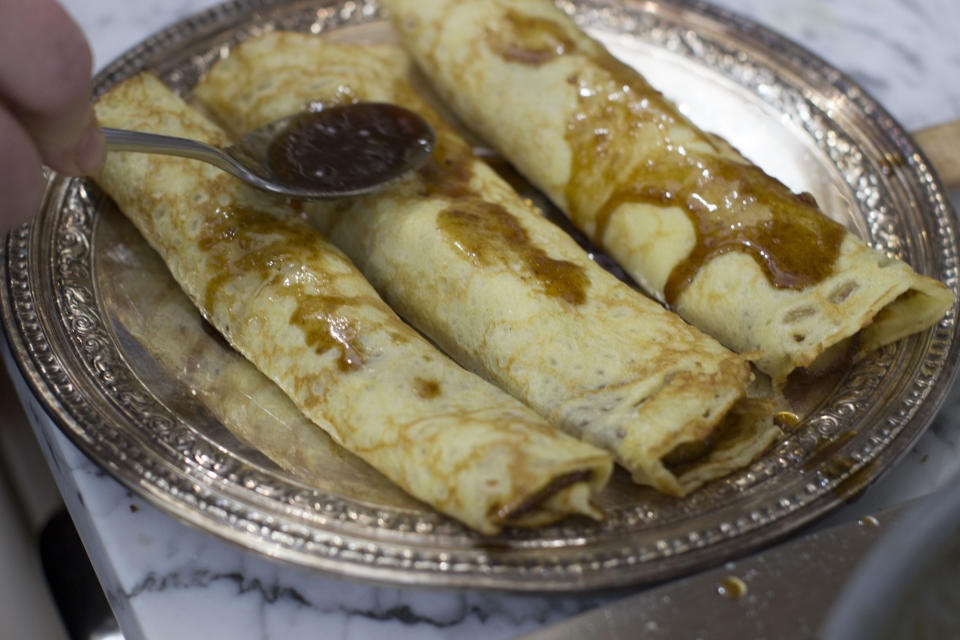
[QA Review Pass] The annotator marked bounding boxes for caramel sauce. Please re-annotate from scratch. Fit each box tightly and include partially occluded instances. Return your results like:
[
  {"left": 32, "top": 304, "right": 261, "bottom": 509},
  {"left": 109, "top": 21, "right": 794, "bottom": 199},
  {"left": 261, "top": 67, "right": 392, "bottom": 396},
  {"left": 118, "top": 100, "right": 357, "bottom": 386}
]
[
  {"left": 290, "top": 295, "right": 365, "bottom": 372},
  {"left": 716, "top": 575, "right": 748, "bottom": 599},
  {"left": 437, "top": 202, "right": 589, "bottom": 305},
  {"left": 486, "top": 10, "right": 576, "bottom": 65},
  {"left": 267, "top": 103, "right": 434, "bottom": 193},
  {"left": 773, "top": 410, "right": 801, "bottom": 431},
  {"left": 858, "top": 514, "right": 880, "bottom": 527},
  {"left": 489, "top": 10, "right": 846, "bottom": 308},
  {"left": 413, "top": 377, "right": 441, "bottom": 399},
  {"left": 197, "top": 206, "right": 366, "bottom": 372},
  {"left": 418, "top": 127, "right": 475, "bottom": 198},
  {"left": 421, "top": 127, "right": 589, "bottom": 305},
  {"left": 594, "top": 155, "right": 846, "bottom": 307}
]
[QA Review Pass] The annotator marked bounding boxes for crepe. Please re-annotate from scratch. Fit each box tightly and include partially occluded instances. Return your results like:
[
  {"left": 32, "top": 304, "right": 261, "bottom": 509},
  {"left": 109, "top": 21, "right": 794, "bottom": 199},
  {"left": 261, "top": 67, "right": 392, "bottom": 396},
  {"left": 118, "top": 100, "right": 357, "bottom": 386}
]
[
  {"left": 194, "top": 31, "right": 780, "bottom": 496},
  {"left": 100, "top": 212, "right": 419, "bottom": 507},
  {"left": 382, "top": 0, "right": 955, "bottom": 384},
  {"left": 93, "top": 72, "right": 613, "bottom": 535}
]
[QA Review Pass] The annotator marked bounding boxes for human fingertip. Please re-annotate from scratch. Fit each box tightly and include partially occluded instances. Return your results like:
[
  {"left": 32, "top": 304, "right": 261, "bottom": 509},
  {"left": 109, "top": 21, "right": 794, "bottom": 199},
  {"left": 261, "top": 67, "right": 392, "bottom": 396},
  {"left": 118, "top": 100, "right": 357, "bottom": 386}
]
[
  {"left": 2, "top": 163, "right": 45, "bottom": 235},
  {"left": 0, "top": 105, "right": 45, "bottom": 233},
  {"left": 75, "top": 121, "right": 105, "bottom": 175}
]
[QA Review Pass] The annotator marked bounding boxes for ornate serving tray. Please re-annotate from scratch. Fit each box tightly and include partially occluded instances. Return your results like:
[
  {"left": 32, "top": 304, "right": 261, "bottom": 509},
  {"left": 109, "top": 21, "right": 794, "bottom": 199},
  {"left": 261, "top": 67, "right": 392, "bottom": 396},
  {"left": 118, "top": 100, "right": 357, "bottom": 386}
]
[{"left": 2, "top": 0, "right": 958, "bottom": 590}]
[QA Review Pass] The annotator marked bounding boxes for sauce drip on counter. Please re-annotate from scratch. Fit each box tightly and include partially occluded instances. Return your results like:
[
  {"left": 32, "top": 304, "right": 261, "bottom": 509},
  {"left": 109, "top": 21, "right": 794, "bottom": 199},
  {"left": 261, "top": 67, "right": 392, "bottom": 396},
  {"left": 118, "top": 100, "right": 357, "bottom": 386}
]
[
  {"left": 489, "top": 10, "right": 845, "bottom": 307},
  {"left": 267, "top": 103, "right": 434, "bottom": 193},
  {"left": 421, "top": 128, "right": 589, "bottom": 305},
  {"left": 716, "top": 576, "right": 748, "bottom": 599}
]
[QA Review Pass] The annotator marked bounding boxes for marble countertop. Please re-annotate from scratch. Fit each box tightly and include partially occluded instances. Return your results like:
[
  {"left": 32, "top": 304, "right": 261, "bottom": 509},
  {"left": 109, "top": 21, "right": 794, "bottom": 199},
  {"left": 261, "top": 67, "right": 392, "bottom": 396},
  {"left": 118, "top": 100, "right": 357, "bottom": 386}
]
[{"left": 6, "top": 0, "right": 960, "bottom": 638}]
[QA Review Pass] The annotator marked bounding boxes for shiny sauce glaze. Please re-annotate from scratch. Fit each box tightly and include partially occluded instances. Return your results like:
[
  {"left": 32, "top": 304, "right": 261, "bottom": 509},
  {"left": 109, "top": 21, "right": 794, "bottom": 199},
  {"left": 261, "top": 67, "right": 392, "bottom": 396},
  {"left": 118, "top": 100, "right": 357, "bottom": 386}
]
[
  {"left": 198, "top": 205, "right": 368, "bottom": 372},
  {"left": 290, "top": 294, "right": 365, "bottom": 372},
  {"left": 490, "top": 10, "right": 846, "bottom": 308},
  {"left": 420, "top": 126, "right": 589, "bottom": 305},
  {"left": 486, "top": 9, "right": 575, "bottom": 65},
  {"left": 267, "top": 103, "right": 433, "bottom": 193}
]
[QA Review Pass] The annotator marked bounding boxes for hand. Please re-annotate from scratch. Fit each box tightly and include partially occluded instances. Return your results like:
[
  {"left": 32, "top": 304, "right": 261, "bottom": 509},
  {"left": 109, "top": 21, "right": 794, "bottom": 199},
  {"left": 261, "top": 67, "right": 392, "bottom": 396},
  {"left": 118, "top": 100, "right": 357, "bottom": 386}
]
[{"left": 0, "top": 0, "right": 104, "bottom": 234}]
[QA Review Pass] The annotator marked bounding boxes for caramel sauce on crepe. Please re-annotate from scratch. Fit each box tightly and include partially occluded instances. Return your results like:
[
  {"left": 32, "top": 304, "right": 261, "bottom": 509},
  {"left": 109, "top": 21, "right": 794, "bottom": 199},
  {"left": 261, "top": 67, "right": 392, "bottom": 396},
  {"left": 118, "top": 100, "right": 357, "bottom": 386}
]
[
  {"left": 491, "top": 10, "right": 846, "bottom": 308},
  {"left": 198, "top": 205, "right": 375, "bottom": 373},
  {"left": 423, "top": 126, "right": 590, "bottom": 305}
]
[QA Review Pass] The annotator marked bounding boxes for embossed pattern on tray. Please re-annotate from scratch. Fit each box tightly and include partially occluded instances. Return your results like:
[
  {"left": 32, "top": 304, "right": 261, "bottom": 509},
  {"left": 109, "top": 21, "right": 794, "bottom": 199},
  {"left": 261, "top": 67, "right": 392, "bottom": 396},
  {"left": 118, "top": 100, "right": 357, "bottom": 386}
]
[{"left": 2, "top": 0, "right": 958, "bottom": 590}]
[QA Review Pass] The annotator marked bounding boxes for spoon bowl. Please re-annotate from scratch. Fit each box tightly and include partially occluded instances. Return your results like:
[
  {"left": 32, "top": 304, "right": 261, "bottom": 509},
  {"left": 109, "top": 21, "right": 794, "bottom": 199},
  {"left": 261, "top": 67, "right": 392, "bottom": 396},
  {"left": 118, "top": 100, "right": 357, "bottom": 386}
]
[{"left": 102, "top": 102, "right": 435, "bottom": 199}]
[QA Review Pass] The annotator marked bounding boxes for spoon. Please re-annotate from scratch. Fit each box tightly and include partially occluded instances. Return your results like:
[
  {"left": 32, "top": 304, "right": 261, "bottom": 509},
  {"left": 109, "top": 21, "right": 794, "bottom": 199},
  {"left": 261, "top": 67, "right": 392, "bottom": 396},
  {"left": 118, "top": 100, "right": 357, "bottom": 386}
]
[{"left": 102, "top": 102, "right": 436, "bottom": 198}]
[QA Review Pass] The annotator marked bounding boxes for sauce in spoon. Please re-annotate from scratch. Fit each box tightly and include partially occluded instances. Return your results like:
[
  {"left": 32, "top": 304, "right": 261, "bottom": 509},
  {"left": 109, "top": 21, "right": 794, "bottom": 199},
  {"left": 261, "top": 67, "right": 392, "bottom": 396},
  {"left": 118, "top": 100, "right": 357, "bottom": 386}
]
[{"left": 267, "top": 103, "right": 435, "bottom": 194}]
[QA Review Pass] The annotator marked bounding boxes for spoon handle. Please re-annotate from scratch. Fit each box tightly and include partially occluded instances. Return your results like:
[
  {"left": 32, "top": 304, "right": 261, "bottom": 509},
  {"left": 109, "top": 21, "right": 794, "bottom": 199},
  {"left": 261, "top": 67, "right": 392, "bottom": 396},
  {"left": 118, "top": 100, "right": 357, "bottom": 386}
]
[{"left": 101, "top": 127, "right": 260, "bottom": 184}]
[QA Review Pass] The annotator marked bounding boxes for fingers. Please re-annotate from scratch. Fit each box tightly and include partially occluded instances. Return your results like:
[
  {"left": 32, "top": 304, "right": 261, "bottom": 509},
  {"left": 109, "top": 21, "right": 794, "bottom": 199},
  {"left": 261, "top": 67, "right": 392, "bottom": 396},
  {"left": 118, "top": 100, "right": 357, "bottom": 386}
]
[
  {"left": 0, "top": 106, "right": 45, "bottom": 230},
  {"left": 0, "top": 0, "right": 104, "bottom": 176},
  {"left": 0, "top": 0, "right": 102, "bottom": 232}
]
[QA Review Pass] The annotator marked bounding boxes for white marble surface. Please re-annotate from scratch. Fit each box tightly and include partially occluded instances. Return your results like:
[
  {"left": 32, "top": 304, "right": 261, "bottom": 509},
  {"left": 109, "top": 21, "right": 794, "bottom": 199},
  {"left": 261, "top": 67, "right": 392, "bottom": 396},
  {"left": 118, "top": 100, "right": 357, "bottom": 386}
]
[{"left": 6, "top": 0, "right": 960, "bottom": 638}]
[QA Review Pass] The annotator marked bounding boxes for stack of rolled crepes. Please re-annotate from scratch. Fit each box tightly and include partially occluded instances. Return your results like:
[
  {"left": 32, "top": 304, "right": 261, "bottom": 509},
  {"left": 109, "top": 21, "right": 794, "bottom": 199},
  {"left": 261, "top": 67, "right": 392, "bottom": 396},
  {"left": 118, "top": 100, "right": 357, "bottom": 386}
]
[
  {"left": 93, "top": 73, "right": 613, "bottom": 535},
  {"left": 380, "top": 0, "right": 954, "bottom": 385},
  {"left": 193, "top": 31, "right": 780, "bottom": 499},
  {"left": 98, "top": 0, "right": 952, "bottom": 531}
]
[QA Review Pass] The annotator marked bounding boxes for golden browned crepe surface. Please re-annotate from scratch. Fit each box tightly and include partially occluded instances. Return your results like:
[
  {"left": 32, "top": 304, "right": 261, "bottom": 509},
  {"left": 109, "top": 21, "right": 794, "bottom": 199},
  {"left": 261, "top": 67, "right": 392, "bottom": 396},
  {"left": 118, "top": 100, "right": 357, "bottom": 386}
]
[
  {"left": 194, "top": 32, "right": 781, "bottom": 497},
  {"left": 94, "top": 72, "right": 613, "bottom": 534},
  {"left": 383, "top": 0, "right": 955, "bottom": 384}
]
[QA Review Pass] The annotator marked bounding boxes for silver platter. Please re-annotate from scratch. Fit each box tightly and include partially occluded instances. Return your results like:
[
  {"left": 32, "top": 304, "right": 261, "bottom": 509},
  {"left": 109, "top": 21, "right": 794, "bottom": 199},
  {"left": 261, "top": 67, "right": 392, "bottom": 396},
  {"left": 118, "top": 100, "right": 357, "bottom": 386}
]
[{"left": 2, "top": 0, "right": 958, "bottom": 591}]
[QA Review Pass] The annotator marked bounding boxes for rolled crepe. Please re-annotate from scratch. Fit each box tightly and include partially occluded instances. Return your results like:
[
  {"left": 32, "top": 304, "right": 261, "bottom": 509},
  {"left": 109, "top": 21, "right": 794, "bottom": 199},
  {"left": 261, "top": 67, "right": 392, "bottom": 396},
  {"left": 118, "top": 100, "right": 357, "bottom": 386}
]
[
  {"left": 194, "top": 32, "right": 780, "bottom": 496},
  {"left": 383, "top": 0, "right": 955, "bottom": 384},
  {"left": 93, "top": 72, "right": 612, "bottom": 535},
  {"left": 100, "top": 214, "right": 418, "bottom": 507}
]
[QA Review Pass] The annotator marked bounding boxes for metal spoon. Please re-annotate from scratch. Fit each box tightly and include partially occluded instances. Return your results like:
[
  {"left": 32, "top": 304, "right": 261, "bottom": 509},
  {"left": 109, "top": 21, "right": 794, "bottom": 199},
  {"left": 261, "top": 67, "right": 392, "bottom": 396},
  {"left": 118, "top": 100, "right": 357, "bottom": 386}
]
[{"left": 102, "top": 102, "right": 435, "bottom": 199}]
